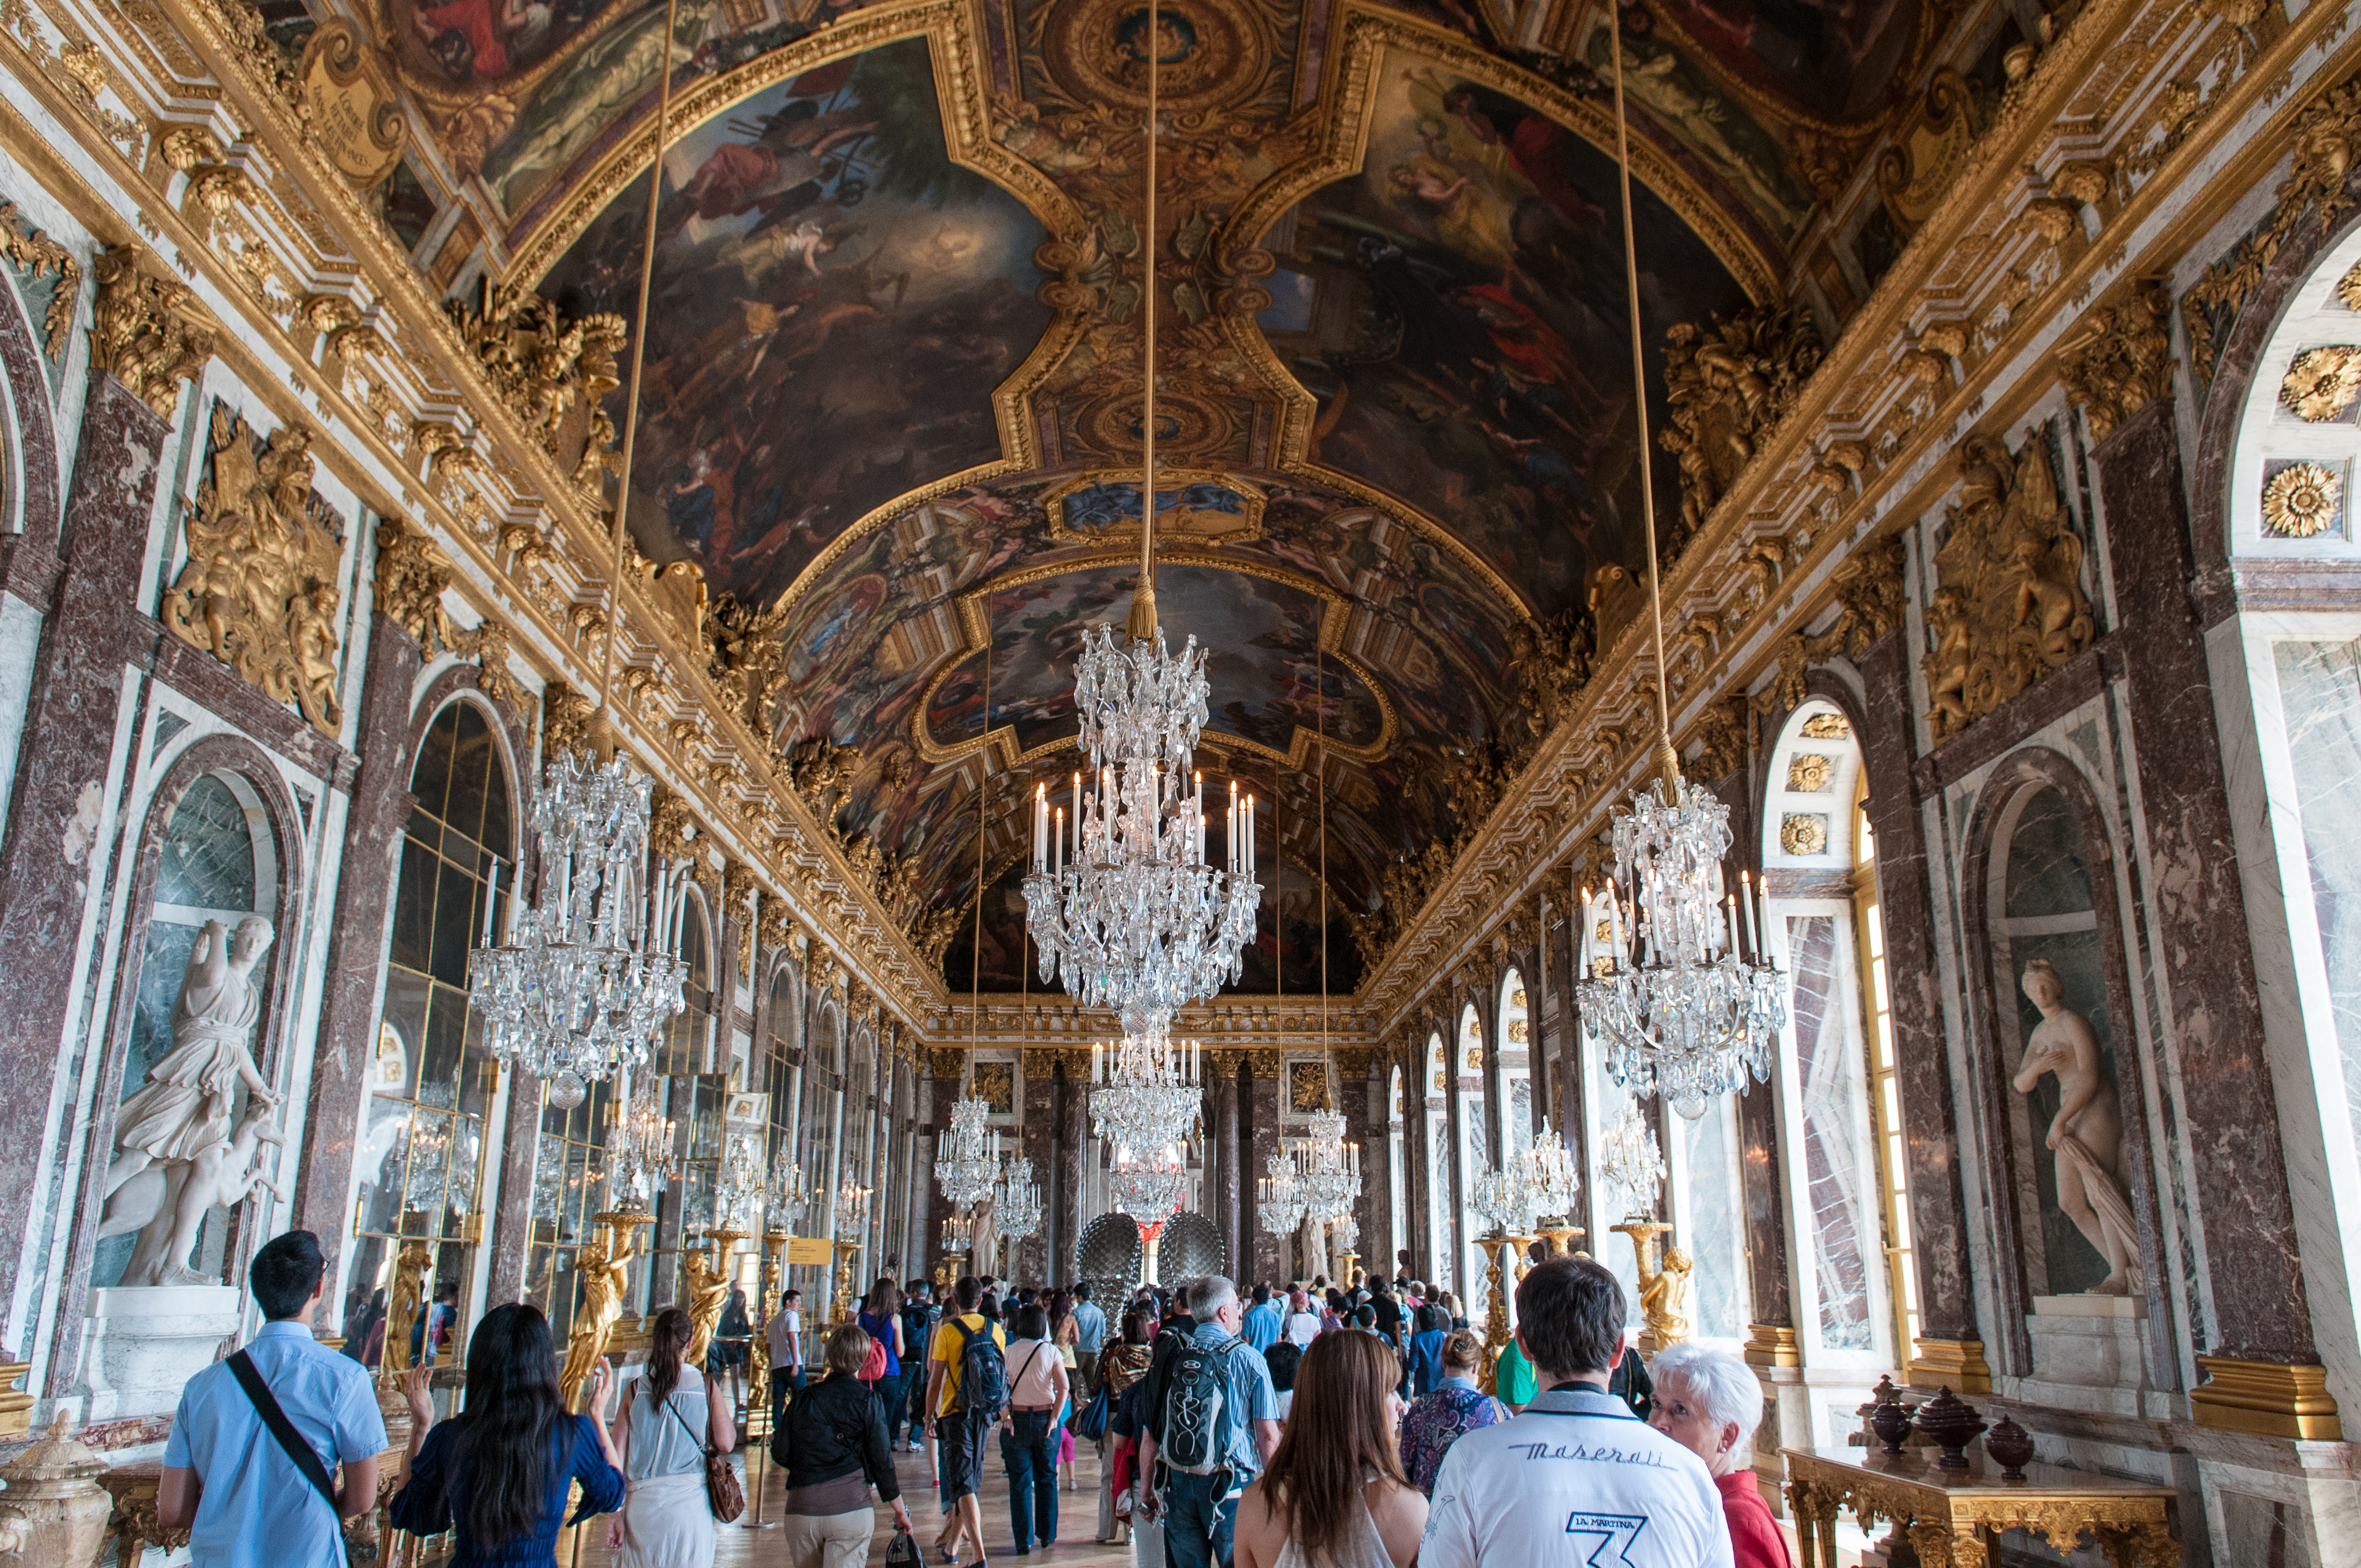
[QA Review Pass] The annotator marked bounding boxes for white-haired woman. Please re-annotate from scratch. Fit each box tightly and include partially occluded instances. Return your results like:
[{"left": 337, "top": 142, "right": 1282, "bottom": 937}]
[{"left": 1646, "top": 1343, "right": 1792, "bottom": 1568}]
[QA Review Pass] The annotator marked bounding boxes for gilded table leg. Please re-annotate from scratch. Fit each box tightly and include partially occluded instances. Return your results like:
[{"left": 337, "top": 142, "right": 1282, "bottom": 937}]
[
  {"left": 1907, "top": 1521, "right": 1960, "bottom": 1568},
  {"left": 1785, "top": 1479, "right": 1834, "bottom": 1568}
]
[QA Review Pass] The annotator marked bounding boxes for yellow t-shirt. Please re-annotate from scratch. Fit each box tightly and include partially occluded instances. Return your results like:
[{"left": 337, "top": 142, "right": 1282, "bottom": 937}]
[{"left": 929, "top": 1313, "right": 1007, "bottom": 1415}]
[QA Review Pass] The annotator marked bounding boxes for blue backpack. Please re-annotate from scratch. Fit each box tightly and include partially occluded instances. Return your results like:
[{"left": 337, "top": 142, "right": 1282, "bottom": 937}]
[{"left": 949, "top": 1317, "right": 1006, "bottom": 1420}]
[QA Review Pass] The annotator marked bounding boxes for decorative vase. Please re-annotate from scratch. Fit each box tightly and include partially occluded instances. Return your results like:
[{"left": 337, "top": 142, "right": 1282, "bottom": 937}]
[
  {"left": 1913, "top": 1387, "right": 1988, "bottom": 1470},
  {"left": 1869, "top": 1388, "right": 1914, "bottom": 1457},
  {"left": 1984, "top": 1415, "right": 2036, "bottom": 1481},
  {"left": 0, "top": 1413, "right": 116, "bottom": 1567}
]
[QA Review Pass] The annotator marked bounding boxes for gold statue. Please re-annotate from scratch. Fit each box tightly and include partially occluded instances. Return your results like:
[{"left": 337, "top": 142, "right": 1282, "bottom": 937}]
[
  {"left": 1639, "top": 1245, "right": 1694, "bottom": 1350},
  {"left": 682, "top": 1247, "right": 730, "bottom": 1366},
  {"left": 560, "top": 1228, "right": 635, "bottom": 1409},
  {"left": 377, "top": 1240, "right": 435, "bottom": 1386}
]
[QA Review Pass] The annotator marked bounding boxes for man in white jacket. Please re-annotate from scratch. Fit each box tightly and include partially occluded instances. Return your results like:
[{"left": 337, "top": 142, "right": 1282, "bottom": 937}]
[{"left": 1420, "top": 1256, "right": 1734, "bottom": 1568}]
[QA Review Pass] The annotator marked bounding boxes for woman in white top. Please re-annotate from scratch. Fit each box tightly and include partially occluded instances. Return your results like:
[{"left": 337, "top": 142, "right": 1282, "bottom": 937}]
[
  {"left": 1234, "top": 1331, "right": 1425, "bottom": 1568},
  {"left": 1281, "top": 1289, "right": 1321, "bottom": 1348},
  {"left": 607, "top": 1306, "right": 735, "bottom": 1567},
  {"left": 998, "top": 1302, "right": 1072, "bottom": 1556}
]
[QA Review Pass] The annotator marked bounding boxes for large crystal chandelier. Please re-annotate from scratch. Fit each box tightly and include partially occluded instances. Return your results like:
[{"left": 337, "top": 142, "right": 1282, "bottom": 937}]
[
  {"left": 1286, "top": 1107, "right": 1359, "bottom": 1224},
  {"left": 712, "top": 1126, "right": 764, "bottom": 1233},
  {"left": 1090, "top": 1026, "right": 1203, "bottom": 1154},
  {"left": 1599, "top": 1104, "right": 1667, "bottom": 1221},
  {"left": 470, "top": 749, "right": 689, "bottom": 1110},
  {"left": 1109, "top": 1143, "right": 1188, "bottom": 1224},
  {"left": 994, "top": 1156, "right": 1042, "bottom": 1242},
  {"left": 1571, "top": 20, "right": 1786, "bottom": 1121},
  {"left": 934, "top": 1097, "right": 1001, "bottom": 1209},
  {"left": 767, "top": 1164, "right": 808, "bottom": 1232},
  {"left": 1518, "top": 1120, "right": 1582, "bottom": 1223},
  {"left": 1019, "top": 0, "right": 1257, "bottom": 1040}
]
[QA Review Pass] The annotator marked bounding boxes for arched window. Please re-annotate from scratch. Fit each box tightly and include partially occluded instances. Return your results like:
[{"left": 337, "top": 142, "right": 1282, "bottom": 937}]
[
  {"left": 1424, "top": 1034, "right": 1449, "bottom": 1289},
  {"left": 1498, "top": 970, "right": 1530, "bottom": 1154},
  {"left": 761, "top": 964, "right": 802, "bottom": 1234},
  {"left": 98, "top": 770, "right": 280, "bottom": 1291},
  {"left": 1455, "top": 1003, "right": 1485, "bottom": 1296},
  {"left": 1763, "top": 699, "right": 1894, "bottom": 1362}
]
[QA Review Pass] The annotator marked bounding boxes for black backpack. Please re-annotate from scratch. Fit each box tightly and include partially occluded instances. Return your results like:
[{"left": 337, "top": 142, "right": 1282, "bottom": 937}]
[
  {"left": 949, "top": 1317, "right": 1007, "bottom": 1420},
  {"left": 1158, "top": 1334, "right": 1240, "bottom": 1474}
]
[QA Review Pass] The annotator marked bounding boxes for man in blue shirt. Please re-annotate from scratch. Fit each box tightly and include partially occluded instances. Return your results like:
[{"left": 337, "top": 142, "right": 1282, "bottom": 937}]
[
  {"left": 1069, "top": 1280, "right": 1108, "bottom": 1394},
  {"left": 1135, "top": 1275, "right": 1279, "bottom": 1568},
  {"left": 1239, "top": 1282, "right": 1283, "bottom": 1352},
  {"left": 158, "top": 1230, "right": 387, "bottom": 1567}
]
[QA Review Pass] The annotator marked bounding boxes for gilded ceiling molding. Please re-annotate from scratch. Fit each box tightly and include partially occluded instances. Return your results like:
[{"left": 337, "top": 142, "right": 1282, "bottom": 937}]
[
  {"left": 0, "top": 199, "right": 78, "bottom": 361},
  {"left": 89, "top": 243, "right": 216, "bottom": 416},
  {"left": 911, "top": 551, "right": 1399, "bottom": 769},
  {"left": 2056, "top": 277, "right": 2176, "bottom": 442}
]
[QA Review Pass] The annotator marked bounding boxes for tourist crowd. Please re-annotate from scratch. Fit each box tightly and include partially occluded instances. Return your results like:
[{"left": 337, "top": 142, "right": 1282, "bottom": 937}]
[{"left": 155, "top": 1231, "right": 1791, "bottom": 1568}]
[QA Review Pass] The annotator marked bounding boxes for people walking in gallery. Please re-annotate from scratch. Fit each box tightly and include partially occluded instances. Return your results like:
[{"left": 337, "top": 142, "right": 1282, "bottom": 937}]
[
  {"left": 1094, "top": 1307, "right": 1154, "bottom": 1545},
  {"left": 769, "top": 1286, "right": 807, "bottom": 1433},
  {"left": 1416, "top": 1258, "right": 1732, "bottom": 1567},
  {"left": 156, "top": 1231, "right": 386, "bottom": 1566},
  {"left": 859, "top": 1280, "right": 909, "bottom": 1427},
  {"left": 772, "top": 1322, "right": 916, "bottom": 1568},
  {"left": 387, "top": 1302, "right": 628, "bottom": 1567},
  {"left": 1233, "top": 1330, "right": 1427, "bottom": 1568},
  {"left": 925, "top": 1274, "right": 1007, "bottom": 1567},
  {"left": 607, "top": 1306, "right": 734, "bottom": 1568},
  {"left": 999, "top": 1301, "right": 1073, "bottom": 1555},
  {"left": 1134, "top": 1275, "right": 1281, "bottom": 1568},
  {"left": 1396, "top": 1329, "right": 1505, "bottom": 1495},
  {"left": 1648, "top": 1342, "right": 1795, "bottom": 1568}
]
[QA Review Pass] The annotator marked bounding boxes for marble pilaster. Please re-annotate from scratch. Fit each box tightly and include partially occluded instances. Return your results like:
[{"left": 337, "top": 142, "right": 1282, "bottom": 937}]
[
  {"left": 0, "top": 373, "right": 174, "bottom": 1350},
  {"left": 1855, "top": 628, "right": 1980, "bottom": 1351},
  {"left": 1249, "top": 1070, "right": 1280, "bottom": 1290},
  {"left": 1056, "top": 1065, "right": 1084, "bottom": 1285},
  {"left": 1207, "top": 1072, "right": 1240, "bottom": 1283},
  {"left": 1014, "top": 1069, "right": 1053, "bottom": 1287},
  {"left": 290, "top": 610, "right": 423, "bottom": 1327},
  {"left": 2095, "top": 399, "right": 2316, "bottom": 1364}
]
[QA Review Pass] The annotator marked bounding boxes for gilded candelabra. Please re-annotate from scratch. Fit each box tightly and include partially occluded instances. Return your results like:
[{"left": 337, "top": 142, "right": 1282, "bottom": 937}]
[
  {"left": 1612, "top": 1218, "right": 1693, "bottom": 1352},
  {"left": 561, "top": 1210, "right": 651, "bottom": 1410},
  {"left": 687, "top": 1227, "right": 746, "bottom": 1366}
]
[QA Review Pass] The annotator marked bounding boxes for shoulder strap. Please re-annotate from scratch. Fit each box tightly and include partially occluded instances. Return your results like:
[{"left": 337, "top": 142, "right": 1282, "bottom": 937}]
[
  {"left": 224, "top": 1350, "right": 340, "bottom": 1516},
  {"left": 662, "top": 1381, "right": 714, "bottom": 1454}
]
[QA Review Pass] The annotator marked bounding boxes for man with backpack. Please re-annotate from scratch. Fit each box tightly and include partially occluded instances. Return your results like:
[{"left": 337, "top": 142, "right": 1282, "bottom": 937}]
[
  {"left": 924, "top": 1275, "right": 1006, "bottom": 1567},
  {"left": 1133, "top": 1275, "right": 1278, "bottom": 1568}
]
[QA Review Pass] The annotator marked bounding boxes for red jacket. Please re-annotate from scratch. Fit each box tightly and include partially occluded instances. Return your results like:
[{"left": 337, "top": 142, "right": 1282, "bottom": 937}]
[{"left": 1717, "top": 1470, "right": 1797, "bottom": 1568}]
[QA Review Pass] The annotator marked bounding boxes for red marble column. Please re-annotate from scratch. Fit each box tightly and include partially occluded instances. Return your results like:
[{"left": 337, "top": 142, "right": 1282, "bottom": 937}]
[
  {"left": 1054, "top": 1063, "right": 1084, "bottom": 1285},
  {"left": 1015, "top": 1068, "right": 1054, "bottom": 1286},
  {"left": 2095, "top": 399, "right": 2316, "bottom": 1364},
  {"left": 1206, "top": 1070, "right": 1240, "bottom": 1280},
  {"left": 0, "top": 373, "right": 176, "bottom": 1351},
  {"left": 290, "top": 609, "right": 424, "bottom": 1328},
  {"left": 1248, "top": 1069, "right": 1281, "bottom": 1290},
  {"left": 1855, "top": 628, "right": 1981, "bottom": 1349}
]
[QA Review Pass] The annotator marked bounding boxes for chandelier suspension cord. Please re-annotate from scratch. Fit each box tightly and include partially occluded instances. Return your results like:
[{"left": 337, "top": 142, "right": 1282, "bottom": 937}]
[
  {"left": 1606, "top": 6, "right": 1674, "bottom": 772},
  {"left": 1318, "top": 640, "right": 1330, "bottom": 1104},
  {"left": 967, "top": 607, "right": 994, "bottom": 1097},
  {"left": 1128, "top": 4, "right": 1161, "bottom": 641},
  {"left": 596, "top": 0, "right": 682, "bottom": 713}
]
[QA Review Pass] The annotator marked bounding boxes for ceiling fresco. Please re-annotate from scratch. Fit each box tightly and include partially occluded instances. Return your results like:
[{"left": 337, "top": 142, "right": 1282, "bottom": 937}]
[{"left": 381, "top": 0, "right": 1935, "bottom": 992}]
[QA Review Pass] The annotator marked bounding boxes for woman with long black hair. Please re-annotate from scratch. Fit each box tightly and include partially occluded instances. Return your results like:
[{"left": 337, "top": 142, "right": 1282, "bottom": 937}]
[
  {"left": 608, "top": 1305, "right": 734, "bottom": 1567},
  {"left": 389, "top": 1302, "right": 627, "bottom": 1566}
]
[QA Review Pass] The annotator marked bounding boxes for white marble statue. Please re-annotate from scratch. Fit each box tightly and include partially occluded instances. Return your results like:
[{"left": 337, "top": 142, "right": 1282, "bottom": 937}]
[
  {"left": 2011, "top": 958, "right": 2142, "bottom": 1295},
  {"left": 98, "top": 917, "right": 281, "bottom": 1286},
  {"left": 100, "top": 1097, "right": 290, "bottom": 1286}
]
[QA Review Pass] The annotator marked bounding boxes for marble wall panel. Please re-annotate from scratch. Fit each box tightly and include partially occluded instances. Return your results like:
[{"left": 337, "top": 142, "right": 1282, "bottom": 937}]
[
  {"left": 1789, "top": 915, "right": 1876, "bottom": 1350},
  {"left": 2272, "top": 640, "right": 2361, "bottom": 1147}
]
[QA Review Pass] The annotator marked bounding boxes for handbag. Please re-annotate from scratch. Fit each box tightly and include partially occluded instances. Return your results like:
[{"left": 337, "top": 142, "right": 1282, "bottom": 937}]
[
  {"left": 662, "top": 1381, "right": 747, "bottom": 1522},
  {"left": 885, "top": 1526, "right": 923, "bottom": 1567},
  {"left": 1069, "top": 1378, "right": 1111, "bottom": 1442}
]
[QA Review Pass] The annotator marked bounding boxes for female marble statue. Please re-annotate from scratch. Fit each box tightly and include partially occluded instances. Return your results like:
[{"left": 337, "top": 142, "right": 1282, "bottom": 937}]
[
  {"left": 105, "top": 916, "right": 277, "bottom": 1199},
  {"left": 2011, "top": 959, "right": 2142, "bottom": 1295}
]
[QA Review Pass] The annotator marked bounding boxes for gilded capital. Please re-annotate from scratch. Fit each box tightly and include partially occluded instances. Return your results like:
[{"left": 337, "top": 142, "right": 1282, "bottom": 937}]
[
  {"left": 2058, "top": 278, "right": 2175, "bottom": 442},
  {"left": 90, "top": 245, "right": 215, "bottom": 417}
]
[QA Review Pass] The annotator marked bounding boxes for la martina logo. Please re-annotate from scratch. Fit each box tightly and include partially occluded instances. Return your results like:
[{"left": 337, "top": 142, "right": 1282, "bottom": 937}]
[{"left": 1564, "top": 1511, "right": 1648, "bottom": 1566}]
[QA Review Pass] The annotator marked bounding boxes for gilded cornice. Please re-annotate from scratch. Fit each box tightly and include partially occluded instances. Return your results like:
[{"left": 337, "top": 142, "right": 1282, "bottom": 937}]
[{"left": 1353, "top": 0, "right": 2361, "bottom": 1036}]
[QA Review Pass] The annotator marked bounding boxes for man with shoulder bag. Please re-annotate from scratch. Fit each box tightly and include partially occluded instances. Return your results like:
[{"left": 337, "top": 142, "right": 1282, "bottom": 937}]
[
  {"left": 157, "top": 1231, "right": 386, "bottom": 1567},
  {"left": 924, "top": 1275, "right": 1006, "bottom": 1568},
  {"left": 1133, "top": 1275, "right": 1278, "bottom": 1568}
]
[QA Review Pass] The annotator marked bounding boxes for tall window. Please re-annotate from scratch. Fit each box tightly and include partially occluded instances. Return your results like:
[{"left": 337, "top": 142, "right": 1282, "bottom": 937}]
[
  {"left": 761, "top": 966, "right": 802, "bottom": 1238},
  {"left": 354, "top": 702, "right": 509, "bottom": 1363},
  {"left": 1386, "top": 1066, "right": 1407, "bottom": 1275},
  {"left": 100, "top": 771, "right": 277, "bottom": 1291},
  {"left": 1424, "top": 1035, "right": 1449, "bottom": 1289},
  {"left": 1854, "top": 793, "right": 1919, "bottom": 1357},
  {"left": 646, "top": 899, "right": 724, "bottom": 1312},
  {"left": 1456, "top": 1004, "right": 1487, "bottom": 1298}
]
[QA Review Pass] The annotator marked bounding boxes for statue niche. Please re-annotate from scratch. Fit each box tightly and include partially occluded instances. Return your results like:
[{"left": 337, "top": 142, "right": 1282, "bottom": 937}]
[
  {"left": 97, "top": 917, "right": 285, "bottom": 1287},
  {"left": 1921, "top": 427, "right": 2097, "bottom": 743},
  {"left": 2011, "top": 959, "right": 2140, "bottom": 1295}
]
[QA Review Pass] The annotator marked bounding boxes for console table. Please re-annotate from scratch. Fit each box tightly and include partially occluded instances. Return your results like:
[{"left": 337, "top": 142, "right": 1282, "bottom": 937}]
[{"left": 1782, "top": 1446, "right": 2178, "bottom": 1568}]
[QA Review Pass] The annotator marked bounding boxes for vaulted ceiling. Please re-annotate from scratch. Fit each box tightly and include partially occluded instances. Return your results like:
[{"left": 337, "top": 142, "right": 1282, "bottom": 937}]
[{"left": 367, "top": 0, "right": 1946, "bottom": 991}]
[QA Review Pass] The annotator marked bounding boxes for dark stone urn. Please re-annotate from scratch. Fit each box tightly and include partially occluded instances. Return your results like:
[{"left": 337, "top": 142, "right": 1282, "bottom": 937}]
[
  {"left": 1984, "top": 1415, "right": 2036, "bottom": 1481},
  {"left": 1868, "top": 1379, "right": 1914, "bottom": 1458},
  {"left": 1913, "top": 1387, "right": 1988, "bottom": 1470}
]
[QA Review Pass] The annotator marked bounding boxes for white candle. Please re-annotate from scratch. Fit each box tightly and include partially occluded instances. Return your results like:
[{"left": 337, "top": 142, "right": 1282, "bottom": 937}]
[
  {"left": 480, "top": 857, "right": 501, "bottom": 947},
  {"left": 1054, "top": 808, "right": 1064, "bottom": 876},
  {"left": 1757, "top": 875, "right": 1773, "bottom": 962},
  {"left": 1740, "top": 869, "right": 1759, "bottom": 958},
  {"left": 1580, "top": 888, "right": 1593, "bottom": 973},
  {"left": 1726, "top": 895, "right": 1741, "bottom": 961}
]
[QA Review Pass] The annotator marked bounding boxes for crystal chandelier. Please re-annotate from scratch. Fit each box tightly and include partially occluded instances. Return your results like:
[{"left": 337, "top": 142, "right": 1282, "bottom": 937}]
[
  {"left": 711, "top": 1127, "right": 764, "bottom": 1233},
  {"left": 767, "top": 1163, "right": 807, "bottom": 1233},
  {"left": 1090, "top": 1025, "right": 1203, "bottom": 1154},
  {"left": 1019, "top": 1, "right": 1257, "bottom": 1040},
  {"left": 607, "top": 1084, "right": 678, "bottom": 1216},
  {"left": 1570, "top": 21, "right": 1786, "bottom": 1121},
  {"left": 994, "top": 1155, "right": 1042, "bottom": 1242},
  {"left": 1255, "top": 1152, "right": 1301, "bottom": 1234},
  {"left": 934, "top": 1096, "right": 1000, "bottom": 1209},
  {"left": 470, "top": 749, "right": 689, "bottom": 1110},
  {"left": 1470, "top": 1161, "right": 1534, "bottom": 1236},
  {"left": 1284, "top": 1108, "right": 1359, "bottom": 1225},
  {"left": 1518, "top": 1119, "right": 1582, "bottom": 1223},
  {"left": 1109, "top": 1143, "right": 1187, "bottom": 1224},
  {"left": 836, "top": 1180, "right": 873, "bottom": 1232},
  {"left": 1598, "top": 1104, "right": 1667, "bottom": 1221}
]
